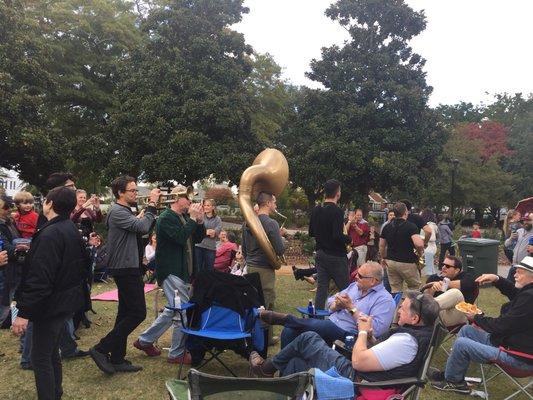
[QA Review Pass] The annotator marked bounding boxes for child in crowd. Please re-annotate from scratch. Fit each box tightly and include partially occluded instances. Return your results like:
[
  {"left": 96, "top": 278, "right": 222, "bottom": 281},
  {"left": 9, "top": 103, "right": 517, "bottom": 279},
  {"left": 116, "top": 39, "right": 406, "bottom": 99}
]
[
  {"left": 471, "top": 222, "right": 482, "bottom": 238},
  {"left": 13, "top": 191, "right": 39, "bottom": 239}
]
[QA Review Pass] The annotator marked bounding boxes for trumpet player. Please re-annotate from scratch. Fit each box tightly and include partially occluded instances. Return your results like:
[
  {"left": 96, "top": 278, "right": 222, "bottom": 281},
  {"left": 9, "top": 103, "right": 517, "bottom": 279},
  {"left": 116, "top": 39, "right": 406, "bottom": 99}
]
[
  {"left": 242, "top": 192, "right": 286, "bottom": 345},
  {"left": 90, "top": 176, "right": 160, "bottom": 375},
  {"left": 379, "top": 202, "right": 425, "bottom": 294}
]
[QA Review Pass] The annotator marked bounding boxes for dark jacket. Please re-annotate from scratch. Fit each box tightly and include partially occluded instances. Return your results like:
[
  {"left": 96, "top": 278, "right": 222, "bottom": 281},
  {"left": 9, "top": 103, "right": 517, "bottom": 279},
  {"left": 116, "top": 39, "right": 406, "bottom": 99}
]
[
  {"left": 15, "top": 216, "right": 90, "bottom": 321},
  {"left": 474, "top": 278, "right": 533, "bottom": 356},
  {"left": 0, "top": 218, "right": 21, "bottom": 306},
  {"left": 309, "top": 202, "right": 351, "bottom": 257}
]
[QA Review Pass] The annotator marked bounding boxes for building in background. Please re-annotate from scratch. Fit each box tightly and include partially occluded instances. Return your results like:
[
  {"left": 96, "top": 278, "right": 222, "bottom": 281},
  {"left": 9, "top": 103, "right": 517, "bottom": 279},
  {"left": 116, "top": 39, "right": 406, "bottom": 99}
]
[{"left": 0, "top": 169, "right": 25, "bottom": 197}]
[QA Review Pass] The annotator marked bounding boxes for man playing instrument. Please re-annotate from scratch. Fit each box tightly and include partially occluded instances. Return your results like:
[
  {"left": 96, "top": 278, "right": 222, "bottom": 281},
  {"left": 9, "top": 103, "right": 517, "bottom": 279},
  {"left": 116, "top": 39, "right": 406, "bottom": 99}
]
[{"left": 242, "top": 191, "right": 286, "bottom": 345}]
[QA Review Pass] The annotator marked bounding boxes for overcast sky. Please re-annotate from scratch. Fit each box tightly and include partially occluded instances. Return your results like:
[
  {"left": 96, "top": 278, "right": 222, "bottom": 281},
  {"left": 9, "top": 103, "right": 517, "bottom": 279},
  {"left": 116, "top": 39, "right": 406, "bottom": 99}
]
[{"left": 234, "top": 0, "right": 533, "bottom": 107}]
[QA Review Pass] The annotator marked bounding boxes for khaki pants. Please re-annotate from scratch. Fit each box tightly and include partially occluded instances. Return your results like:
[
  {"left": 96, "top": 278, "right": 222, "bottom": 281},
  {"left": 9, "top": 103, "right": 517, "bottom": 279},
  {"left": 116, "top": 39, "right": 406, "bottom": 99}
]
[
  {"left": 247, "top": 265, "right": 276, "bottom": 342},
  {"left": 435, "top": 288, "right": 467, "bottom": 327},
  {"left": 386, "top": 260, "right": 421, "bottom": 293}
]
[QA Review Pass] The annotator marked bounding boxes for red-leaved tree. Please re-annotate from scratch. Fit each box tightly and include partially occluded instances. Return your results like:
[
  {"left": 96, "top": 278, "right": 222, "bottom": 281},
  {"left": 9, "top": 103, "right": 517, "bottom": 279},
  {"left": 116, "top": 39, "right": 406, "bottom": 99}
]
[
  {"left": 457, "top": 121, "right": 513, "bottom": 163},
  {"left": 205, "top": 187, "right": 235, "bottom": 205}
]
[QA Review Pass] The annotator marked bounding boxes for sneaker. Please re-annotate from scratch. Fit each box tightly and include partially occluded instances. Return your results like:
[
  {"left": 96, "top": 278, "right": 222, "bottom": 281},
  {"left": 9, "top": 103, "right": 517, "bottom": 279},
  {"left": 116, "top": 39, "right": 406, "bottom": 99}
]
[
  {"left": 62, "top": 349, "right": 90, "bottom": 359},
  {"left": 89, "top": 347, "right": 115, "bottom": 375},
  {"left": 133, "top": 339, "right": 161, "bottom": 357},
  {"left": 431, "top": 379, "right": 470, "bottom": 394},
  {"left": 427, "top": 367, "right": 445, "bottom": 382},
  {"left": 168, "top": 352, "right": 192, "bottom": 365},
  {"left": 112, "top": 359, "right": 143, "bottom": 373}
]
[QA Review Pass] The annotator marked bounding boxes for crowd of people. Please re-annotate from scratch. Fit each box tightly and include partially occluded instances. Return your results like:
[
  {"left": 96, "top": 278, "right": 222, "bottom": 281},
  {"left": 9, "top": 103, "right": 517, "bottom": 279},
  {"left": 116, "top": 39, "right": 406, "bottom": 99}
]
[{"left": 1, "top": 173, "right": 532, "bottom": 399}]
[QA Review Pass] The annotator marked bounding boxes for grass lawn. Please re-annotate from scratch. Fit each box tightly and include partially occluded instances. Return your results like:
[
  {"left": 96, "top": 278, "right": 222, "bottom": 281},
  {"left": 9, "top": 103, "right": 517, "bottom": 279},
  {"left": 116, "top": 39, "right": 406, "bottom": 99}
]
[{"left": 0, "top": 275, "right": 530, "bottom": 399}]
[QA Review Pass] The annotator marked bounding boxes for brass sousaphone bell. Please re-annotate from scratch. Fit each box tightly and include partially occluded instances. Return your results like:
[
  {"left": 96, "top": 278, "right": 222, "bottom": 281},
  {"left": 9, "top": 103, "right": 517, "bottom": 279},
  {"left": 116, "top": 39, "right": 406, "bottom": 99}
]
[{"left": 239, "top": 149, "right": 289, "bottom": 270}]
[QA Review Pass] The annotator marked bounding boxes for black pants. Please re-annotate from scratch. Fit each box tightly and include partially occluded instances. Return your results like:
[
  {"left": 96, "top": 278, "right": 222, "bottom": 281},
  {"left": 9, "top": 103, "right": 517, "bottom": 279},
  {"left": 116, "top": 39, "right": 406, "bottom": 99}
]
[
  {"left": 32, "top": 314, "right": 69, "bottom": 400},
  {"left": 315, "top": 250, "right": 349, "bottom": 310},
  {"left": 438, "top": 242, "right": 456, "bottom": 267},
  {"left": 95, "top": 274, "right": 146, "bottom": 363}
]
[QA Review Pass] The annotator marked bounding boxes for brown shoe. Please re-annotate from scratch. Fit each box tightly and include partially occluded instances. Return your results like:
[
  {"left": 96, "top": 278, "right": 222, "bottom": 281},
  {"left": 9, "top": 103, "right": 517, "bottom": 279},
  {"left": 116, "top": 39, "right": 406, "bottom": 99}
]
[
  {"left": 249, "top": 351, "right": 275, "bottom": 377},
  {"left": 168, "top": 352, "right": 192, "bottom": 365},
  {"left": 259, "top": 310, "right": 288, "bottom": 326}
]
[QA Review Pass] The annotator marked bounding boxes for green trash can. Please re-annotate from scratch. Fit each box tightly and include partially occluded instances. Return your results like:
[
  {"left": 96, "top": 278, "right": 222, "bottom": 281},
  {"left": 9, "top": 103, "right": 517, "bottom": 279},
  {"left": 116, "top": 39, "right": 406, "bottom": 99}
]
[{"left": 457, "top": 238, "right": 500, "bottom": 278}]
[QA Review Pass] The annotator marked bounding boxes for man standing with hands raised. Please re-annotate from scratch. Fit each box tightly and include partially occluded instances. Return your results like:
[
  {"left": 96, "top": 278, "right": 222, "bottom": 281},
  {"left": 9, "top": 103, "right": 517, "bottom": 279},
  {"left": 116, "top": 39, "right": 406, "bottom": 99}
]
[
  {"left": 90, "top": 176, "right": 161, "bottom": 374},
  {"left": 134, "top": 185, "right": 205, "bottom": 364}
]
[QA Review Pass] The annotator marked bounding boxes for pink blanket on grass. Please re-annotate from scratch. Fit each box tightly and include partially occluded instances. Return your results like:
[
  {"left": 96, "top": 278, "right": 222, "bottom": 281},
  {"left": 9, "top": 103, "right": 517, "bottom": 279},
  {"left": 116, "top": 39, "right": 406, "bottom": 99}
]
[{"left": 91, "top": 283, "right": 157, "bottom": 302}]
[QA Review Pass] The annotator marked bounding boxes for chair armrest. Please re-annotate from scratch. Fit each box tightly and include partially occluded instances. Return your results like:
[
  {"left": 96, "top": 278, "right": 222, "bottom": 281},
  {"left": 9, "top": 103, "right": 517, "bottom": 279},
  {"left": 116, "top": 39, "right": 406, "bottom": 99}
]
[
  {"left": 296, "top": 306, "right": 331, "bottom": 317},
  {"left": 333, "top": 340, "right": 352, "bottom": 359},
  {"left": 356, "top": 377, "right": 423, "bottom": 389}
]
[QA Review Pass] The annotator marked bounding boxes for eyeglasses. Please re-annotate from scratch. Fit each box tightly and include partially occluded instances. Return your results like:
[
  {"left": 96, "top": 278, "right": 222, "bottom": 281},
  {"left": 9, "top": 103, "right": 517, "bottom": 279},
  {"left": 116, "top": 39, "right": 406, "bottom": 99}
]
[
  {"left": 125, "top": 189, "right": 139, "bottom": 193},
  {"left": 414, "top": 293, "right": 424, "bottom": 321},
  {"left": 356, "top": 272, "right": 374, "bottom": 280}
]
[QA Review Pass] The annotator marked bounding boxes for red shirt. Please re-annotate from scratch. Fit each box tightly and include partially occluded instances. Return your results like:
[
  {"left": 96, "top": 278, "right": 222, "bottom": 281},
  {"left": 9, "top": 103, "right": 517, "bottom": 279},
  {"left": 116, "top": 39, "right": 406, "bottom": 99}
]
[
  {"left": 348, "top": 221, "right": 370, "bottom": 247},
  {"left": 214, "top": 242, "right": 239, "bottom": 272},
  {"left": 14, "top": 210, "right": 39, "bottom": 238},
  {"left": 471, "top": 229, "right": 482, "bottom": 239}
]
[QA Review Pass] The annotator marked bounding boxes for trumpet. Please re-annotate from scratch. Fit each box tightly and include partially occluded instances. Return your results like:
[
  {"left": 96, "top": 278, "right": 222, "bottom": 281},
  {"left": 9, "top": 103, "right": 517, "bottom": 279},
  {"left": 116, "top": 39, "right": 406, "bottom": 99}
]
[{"left": 136, "top": 194, "right": 178, "bottom": 207}]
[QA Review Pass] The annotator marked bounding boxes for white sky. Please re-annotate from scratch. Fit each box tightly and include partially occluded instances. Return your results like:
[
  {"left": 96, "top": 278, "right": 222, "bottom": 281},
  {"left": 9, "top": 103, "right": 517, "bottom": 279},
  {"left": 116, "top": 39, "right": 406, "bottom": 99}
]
[{"left": 234, "top": 0, "right": 533, "bottom": 107}]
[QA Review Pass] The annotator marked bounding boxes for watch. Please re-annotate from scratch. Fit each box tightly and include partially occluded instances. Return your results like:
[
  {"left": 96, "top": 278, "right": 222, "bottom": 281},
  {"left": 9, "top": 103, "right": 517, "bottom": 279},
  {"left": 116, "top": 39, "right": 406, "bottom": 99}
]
[{"left": 349, "top": 307, "right": 358, "bottom": 316}]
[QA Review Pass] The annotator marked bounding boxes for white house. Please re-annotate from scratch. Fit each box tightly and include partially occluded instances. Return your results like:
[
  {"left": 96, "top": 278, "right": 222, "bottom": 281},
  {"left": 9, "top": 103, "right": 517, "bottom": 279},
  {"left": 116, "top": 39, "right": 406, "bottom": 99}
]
[{"left": 0, "top": 169, "right": 25, "bottom": 197}]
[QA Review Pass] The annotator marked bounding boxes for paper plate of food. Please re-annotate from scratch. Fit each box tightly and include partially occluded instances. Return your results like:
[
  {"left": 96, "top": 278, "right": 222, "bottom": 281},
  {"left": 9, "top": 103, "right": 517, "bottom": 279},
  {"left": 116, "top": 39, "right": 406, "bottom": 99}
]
[{"left": 455, "top": 301, "right": 482, "bottom": 315}]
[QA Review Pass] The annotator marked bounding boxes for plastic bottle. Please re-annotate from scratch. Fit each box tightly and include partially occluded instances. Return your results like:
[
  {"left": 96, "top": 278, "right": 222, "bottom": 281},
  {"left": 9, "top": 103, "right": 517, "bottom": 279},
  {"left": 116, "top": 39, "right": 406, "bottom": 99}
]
[
  {"left": 307, "top": 299, "right": 315, "bottom": 316},
  {"left": 174, "top": 290, "right": 181, "bottom": 309},
  {"left": 442, "top": 277, "right": 450, "bottom": 292}
]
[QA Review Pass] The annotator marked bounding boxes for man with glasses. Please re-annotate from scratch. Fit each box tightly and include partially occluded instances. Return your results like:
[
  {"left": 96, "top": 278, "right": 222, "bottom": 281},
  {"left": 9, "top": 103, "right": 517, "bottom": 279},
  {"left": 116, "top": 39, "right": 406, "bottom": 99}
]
[
  {"left": 258, "top": 262, "right": 396, "bottom": 349},
  {"left": 90, "top": 175, "right": 160, "bottom": 375},
  {"left": 250, "top": 291, "right": 440, "bottom": 380},
  {"left": 422, "top": 255, "right": 476, "bottom": 327}
]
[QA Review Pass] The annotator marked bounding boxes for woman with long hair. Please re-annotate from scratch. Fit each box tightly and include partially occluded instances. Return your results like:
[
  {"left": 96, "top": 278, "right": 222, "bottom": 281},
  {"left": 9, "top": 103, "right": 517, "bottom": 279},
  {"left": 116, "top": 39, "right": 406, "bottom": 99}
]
[
  {"left": 194, "top": 199, "right": 222, "bottom": 271},
  {"left": 420, "top": 208, "right": 438, "bottom": 276},
  {"left": 70, "top": 189, "right": 102, "bottom": 238}
]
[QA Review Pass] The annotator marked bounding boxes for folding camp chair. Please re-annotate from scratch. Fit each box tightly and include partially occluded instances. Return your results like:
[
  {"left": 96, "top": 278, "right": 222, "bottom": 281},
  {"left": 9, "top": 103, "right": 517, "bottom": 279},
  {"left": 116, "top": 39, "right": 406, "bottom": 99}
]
[
  {"left": 439, "top": 283, "right": 479, "bottom": 355},
  {"left": 180, "top": 303, "right": 262, "bottom": 378},
  {"left": 166, "top": 368, "right": 315, "bottom": 400},
  {"left": 479, "top": 347, "right": 533, "bottom": 400},
  {"left": 334, "top": 320, "right": 448, "bottom": 400}
]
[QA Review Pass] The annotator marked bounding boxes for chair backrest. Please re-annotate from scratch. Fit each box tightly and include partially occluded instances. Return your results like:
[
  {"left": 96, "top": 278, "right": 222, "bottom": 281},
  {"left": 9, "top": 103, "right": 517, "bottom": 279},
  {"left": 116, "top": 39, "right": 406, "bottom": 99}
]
[
  {"left": 417, "top": 320, "right": 448, "bottom": 381},
  {"left": 187, "top": 368, "right": 314, "bottom": 399},
  {"left": 393, "top": 292, "right": 403, "bottom": 306},
  {"left": 199, "top": 305, "right": 252, "bottom": 333}
]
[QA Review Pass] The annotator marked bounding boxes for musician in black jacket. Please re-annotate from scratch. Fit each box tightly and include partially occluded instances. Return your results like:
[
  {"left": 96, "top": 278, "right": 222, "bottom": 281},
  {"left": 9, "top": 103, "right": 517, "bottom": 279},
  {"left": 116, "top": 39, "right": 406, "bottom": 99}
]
[
  {"left": 12, "top": 186, "right": 90, "bottom": 400},
  {"left": 430, "top": 255, "right": 533, "bottom": 394}
]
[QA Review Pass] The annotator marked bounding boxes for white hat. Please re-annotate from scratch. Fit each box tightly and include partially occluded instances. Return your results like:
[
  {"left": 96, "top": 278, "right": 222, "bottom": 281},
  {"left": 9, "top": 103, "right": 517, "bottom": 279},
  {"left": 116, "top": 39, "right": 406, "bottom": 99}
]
[{"left": 516, "top": 256, "right": 533, "bottom": 273}]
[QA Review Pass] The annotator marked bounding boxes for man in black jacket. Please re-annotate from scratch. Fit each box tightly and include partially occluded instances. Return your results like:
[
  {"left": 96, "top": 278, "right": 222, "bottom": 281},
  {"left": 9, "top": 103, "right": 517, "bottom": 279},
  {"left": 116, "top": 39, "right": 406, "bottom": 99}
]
[
  {"left": 309, "top": 179, "right": 352, "bottom": 310},
  {"left": 12, "top": 186, "right": 90, "bottom": 400},
  {"left": 430, "top": 256, "right": 533, "bottom": 394}
]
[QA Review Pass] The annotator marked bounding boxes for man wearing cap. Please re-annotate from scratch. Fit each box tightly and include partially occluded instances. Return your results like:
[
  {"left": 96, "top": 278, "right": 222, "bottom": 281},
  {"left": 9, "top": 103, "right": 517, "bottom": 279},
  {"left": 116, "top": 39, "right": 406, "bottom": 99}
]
[
  {"left": 133, "top": 185, "right": 205, "bottom": 365},
  {"left": 430, "top": 255, "right": 533, "bottom": 394},
  {"left": 505, "top": 213, "right": 533, "bottom": 283}
]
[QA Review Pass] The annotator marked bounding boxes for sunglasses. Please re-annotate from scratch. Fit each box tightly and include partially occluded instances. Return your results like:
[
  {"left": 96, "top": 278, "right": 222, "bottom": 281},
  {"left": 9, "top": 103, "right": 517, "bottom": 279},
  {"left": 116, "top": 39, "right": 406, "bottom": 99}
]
[
  {"left": 356, "top": 271, "right": 374, "bottom": 280},
  {"left": 441, "top": 263, "right": 457, "bottom": 269}
]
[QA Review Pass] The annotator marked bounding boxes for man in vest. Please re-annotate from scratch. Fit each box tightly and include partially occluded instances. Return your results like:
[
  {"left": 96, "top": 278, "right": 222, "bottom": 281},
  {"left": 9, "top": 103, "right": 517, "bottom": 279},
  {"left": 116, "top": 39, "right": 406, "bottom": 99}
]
[{"left": 249, "top": 291, "right": 440, "bottom": 380}]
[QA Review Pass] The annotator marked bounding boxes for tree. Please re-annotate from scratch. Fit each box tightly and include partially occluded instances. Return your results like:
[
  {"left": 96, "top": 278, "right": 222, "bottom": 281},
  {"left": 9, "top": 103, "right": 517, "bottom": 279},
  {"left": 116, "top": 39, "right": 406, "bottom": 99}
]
[
  {"left": 105, "top": 0, "right": 261, "bottom": 185},
  {"left": 459, "top": 121, "right": 513, "bottom": 163},
  {"left": 282, "top": 0, "right": 445, "bottom": 209}
]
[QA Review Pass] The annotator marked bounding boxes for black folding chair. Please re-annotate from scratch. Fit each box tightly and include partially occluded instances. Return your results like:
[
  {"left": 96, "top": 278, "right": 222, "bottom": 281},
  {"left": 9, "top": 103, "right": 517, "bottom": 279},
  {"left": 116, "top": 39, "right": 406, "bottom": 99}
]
[{"left": 166, "top": 368, "right": 315, "bottom": 400}]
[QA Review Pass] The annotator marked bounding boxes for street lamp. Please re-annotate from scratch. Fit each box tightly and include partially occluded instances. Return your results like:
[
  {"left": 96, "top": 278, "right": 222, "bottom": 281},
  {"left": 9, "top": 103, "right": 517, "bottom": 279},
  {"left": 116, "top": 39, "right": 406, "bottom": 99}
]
[{"left": 450, "top": 158, "right": 459, "bottom": 218}]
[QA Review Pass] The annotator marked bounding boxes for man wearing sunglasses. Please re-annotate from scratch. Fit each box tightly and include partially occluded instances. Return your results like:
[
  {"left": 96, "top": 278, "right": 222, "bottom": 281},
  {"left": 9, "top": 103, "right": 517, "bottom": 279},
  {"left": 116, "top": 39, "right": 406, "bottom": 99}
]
[
  {"left": 422, "top": 255, "right": 476, "bottom": 327},
  {"left": 258, "top": 262, "right": 396, "bottom": 349},
  {"left": 250, "top": 291, "right": 440, "bottom": 381}
]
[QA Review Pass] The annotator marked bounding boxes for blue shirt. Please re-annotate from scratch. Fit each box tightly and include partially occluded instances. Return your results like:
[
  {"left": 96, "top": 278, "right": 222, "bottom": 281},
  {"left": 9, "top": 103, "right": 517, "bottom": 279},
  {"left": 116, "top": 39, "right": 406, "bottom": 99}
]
[{"left": 326, "top": 282, "right": 396, "bottom": 338}]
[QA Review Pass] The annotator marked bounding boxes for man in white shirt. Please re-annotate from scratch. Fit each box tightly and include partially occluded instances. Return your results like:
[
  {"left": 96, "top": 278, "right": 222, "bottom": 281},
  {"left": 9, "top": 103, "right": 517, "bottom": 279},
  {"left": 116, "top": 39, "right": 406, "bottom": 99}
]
[{"left": 249, "top": 291, "right": 440, "bottom": 380}]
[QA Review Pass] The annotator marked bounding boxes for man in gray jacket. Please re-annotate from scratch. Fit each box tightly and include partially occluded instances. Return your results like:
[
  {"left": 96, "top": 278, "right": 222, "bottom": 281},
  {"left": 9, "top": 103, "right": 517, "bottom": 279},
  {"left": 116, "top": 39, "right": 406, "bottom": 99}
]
[
  {"left": 90, "top": 176, "right": 160, "bottom": 375},
  {"left": 242, "top": 191, "right": 286, "bottom": 345}
]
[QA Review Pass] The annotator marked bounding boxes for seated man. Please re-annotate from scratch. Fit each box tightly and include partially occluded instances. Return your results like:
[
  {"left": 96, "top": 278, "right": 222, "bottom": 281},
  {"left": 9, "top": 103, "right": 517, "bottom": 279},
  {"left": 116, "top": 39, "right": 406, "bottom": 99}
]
[
  {"left": 422, "top": 255, "right": 476, "bottom": 327},
  {"left": 260, "top": 262, "right": 396, "bottom": 348},
  {"left": 250, "top": 291, "right": 440, "bottom": 380},
  {"left": 430, "top": 256, "right": 533, "bottom": 394}
]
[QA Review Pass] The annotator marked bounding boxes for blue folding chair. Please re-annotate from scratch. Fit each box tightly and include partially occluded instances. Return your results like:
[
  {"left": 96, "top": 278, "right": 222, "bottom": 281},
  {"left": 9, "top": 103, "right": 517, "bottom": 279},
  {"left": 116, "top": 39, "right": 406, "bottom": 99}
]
[
  {"left": 180, "top": 304, "right": 263, "bottom": 378},
  {"left": 393, "top": 292, "right": 403, "bottom": 306}
]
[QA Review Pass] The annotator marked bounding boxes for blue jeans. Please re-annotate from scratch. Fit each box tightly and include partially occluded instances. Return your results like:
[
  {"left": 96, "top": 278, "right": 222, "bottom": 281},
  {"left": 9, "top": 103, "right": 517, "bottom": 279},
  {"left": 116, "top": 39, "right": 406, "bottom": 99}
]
[
  {"left": 280, "top": 315, "right": 349, "bottom": 349},
  {"left": 138, "top": 274, "right": 189, "bottom": 358},
  {"left": 273, "top": 331, "right": 354, "bottom": 378},
  {"left": 195, "top": 247, "right": 215, "bottom": 272},
  {"left": 445, "top": 325, "right": 533, "bottom": 382}
]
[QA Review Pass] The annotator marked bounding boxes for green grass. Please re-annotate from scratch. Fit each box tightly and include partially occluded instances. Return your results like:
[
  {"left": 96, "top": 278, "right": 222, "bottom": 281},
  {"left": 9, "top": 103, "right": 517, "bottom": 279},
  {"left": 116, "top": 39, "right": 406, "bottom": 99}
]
[{"left": 0, "top": 276, "right": 530, "bottom": 399}]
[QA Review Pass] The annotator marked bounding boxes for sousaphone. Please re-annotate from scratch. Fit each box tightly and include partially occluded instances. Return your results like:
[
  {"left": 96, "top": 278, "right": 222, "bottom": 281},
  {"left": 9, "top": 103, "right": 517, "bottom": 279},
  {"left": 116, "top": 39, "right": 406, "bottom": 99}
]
[{"left": 238, "top": 149, "right": 289, "bottom": 270}]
